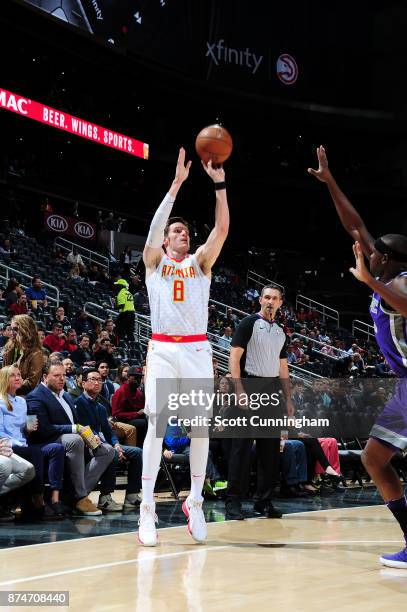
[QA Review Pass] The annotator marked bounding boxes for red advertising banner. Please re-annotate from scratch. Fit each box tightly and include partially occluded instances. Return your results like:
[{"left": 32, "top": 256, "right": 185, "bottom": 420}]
[
  {"left": 0, "top": 87, "right": 149, "bottom": 160},
  {"left": 44, "top": 212, "right": 97, "bottom": 241}
]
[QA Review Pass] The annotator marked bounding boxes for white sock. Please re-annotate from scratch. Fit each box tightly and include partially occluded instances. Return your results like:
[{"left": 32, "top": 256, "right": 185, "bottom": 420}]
[
  {"left": 188, "top": 436, "right": 209, "bottom": 502},
  {"left": 142, "top": 419, "right": 163, "bottom": 504}
]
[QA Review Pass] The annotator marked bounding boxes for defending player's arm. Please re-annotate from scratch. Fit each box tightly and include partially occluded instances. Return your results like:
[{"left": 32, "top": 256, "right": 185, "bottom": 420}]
[
  {"left": 278, "top": 337, "right": 295, "bottom": 417},
  {"left": 308, "top": 145, "right": 375, "bottom": 257},
  {"left": 195, "top": 161, "right": 229, "bottom": 274},
  {"left": 350, "top": 241, "right": 407, "bottom": 317},
  {"left": 143, "top": 147, "right": 191, "bottom": 274}
]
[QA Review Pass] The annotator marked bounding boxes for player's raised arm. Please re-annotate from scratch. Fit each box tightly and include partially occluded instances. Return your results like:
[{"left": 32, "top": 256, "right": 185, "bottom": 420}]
[
  {"left": 143, "top": 147, "right": 191, "bottom": 274},
  {"left": 308, "top": 145, "right": 375, "bottom": 257},
  {"left": 195, "top": 161, "right": 229, "bottom": 274}
]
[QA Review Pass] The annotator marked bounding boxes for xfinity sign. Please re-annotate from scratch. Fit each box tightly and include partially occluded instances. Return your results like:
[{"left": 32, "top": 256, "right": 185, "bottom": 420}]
[{"left": 206, "top": 40, "right": 263, "bottom": 75}]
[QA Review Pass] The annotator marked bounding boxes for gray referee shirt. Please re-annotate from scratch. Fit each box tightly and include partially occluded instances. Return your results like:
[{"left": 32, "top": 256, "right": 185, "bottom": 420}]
[{"left": 231, "top": 314, "right": 288, "bottom": 377}]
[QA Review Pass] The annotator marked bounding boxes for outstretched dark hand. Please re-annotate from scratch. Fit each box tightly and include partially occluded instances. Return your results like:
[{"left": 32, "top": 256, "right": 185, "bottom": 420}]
[{"left": 307, "top": 145, "right": 331, "bottom": 182}]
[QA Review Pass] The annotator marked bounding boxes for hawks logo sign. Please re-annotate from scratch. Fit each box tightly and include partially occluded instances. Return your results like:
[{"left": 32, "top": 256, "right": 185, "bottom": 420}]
[{"left": 44, "top": 213, "right": 96, "bottom": 241}]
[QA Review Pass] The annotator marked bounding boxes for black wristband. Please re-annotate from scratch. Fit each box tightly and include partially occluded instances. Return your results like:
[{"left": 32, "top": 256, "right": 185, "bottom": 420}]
[{"left": 214, "top": 181, "right": 226, "bottom": 191}]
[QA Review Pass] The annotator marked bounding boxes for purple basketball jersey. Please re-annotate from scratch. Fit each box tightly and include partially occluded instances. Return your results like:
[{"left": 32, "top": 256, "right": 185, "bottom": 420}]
[{"left": 369, "top": 272, "right": 407, "bottom": 378}]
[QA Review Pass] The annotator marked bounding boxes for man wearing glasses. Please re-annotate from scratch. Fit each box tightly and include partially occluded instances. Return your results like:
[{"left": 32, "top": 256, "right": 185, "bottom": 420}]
[{"left": 75, "top": 369, "right": 143, "bottom": 511}]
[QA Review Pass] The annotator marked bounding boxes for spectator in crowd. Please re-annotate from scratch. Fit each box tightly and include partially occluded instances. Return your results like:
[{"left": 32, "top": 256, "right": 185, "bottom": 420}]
[
  {"left": 3, "top": 315, "right": 44, "bottom": 395},
  {"left": 37, "top": 329, "right": 46, "bottom": 346},
  {"left": 8, "top": 293, "right": 28, "bottom": 316},
  {"left": 0, "top": 437, "right": 35, "bottom": 522},
  {"left": 97, "top": 362, "right": 116, "bottom": 404},
  {"left": 350, "top": 352, "right": 366, "bottom": 376},
  {"left": 53, "top": 307, "right": 71, "bottom": 332},
  {"left": 62, "top": 358, "right": 79, "bottom": 393},
  {"left": 105, "top": 318, "right": 119, "bottom": 347},
  {"left": 208, "top": 304, "right": 220, "bottom": 330},
  {"left": 164, "top": 423, "right": 226, "bottom": 497},
  {"left": 87, "top": 263, "right": 109, "bottom": 287},
  {"left": 114, "top": 278, "right": 135, "bottom": 342},
  {"left": 223, "top": 308, "right": 239, "bottom": 331},
  {"left": 25, "top": 276, "right": 47, "bottom": 311},
  {"left": 299, "top": 435, "right": 342, "bottom": 487},
  {"left": 0, "top": 365, "right": 65, "bottom": 519},
  {"left": 114, "top": 363, "right": 129, "bottom": 390},
  {"left": 347, "top": 343, "right": 361, "bottom": 356},
  {"left": 0, "top": 324, "right": 12, "bottom": 349},
  {"left": 93, "top": 339, "right": 116, "bottom": 369},
  {"left": 67, "top": 248, "right": 86, "bottom": 274},
  {"left": 218, "top": 327, "right": 233, "bottom": 349},
  {"left": 63, "top": 329, "right": 78, "bottom": 354},
  {"left": 245, "top": 287, "right": 259, "bottom": 301},
  {"left": 280, "top": 438, "right": 309, "bottom": 497},
  {"left": 313, "top": 379, "right": 332, "bottom": 408},
  {"left": 321, "top": 339, "right": 336, "bottom": 358},
  {"left": 43, "top": 323, "right": 66, "bottom": 354},
  {"left": 212, "top": 356, "right": 220, "bottom": 378},
  {"left": 4, "top": 279, "right": 22, "bottom": 313},
  {"left": 70, "top": 335, "right": 96, "bottom": 368},
  {"left": 72, "top": 311, "right": 94, "bottom": 337},
  {"left": 0, "top": 238, "right": 17, "bottom": 261},
  {"left": 75, "top": 369, "right": 143, "bottom": 510},
  {"left": 111, "top": 366, "right": 147, "bottom": 445},
  {"left": 286, "top": 344, "right": 297, "bottom": 365},
  {"left": 318, "top": 329, "right": 330, "bottom": 343},
  {"left": 26, "top": 361, "right": 115, "bottom": 516},
  {"left": 68, "top": 264, "right": 84, "bottom": 282},
  {"left": 291, "top": 338, "right": 308, "bottom": 366}
]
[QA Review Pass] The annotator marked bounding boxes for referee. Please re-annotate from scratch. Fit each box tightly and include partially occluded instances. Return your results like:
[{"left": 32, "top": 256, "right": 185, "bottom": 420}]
[{"left": 225, "top": 285, "right": 295, "bottom": 520}]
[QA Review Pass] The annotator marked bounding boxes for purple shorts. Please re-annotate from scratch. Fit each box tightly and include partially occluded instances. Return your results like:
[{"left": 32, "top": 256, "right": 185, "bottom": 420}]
[{"left": 370, "top": 378, "right": 407, "bottom": 452}]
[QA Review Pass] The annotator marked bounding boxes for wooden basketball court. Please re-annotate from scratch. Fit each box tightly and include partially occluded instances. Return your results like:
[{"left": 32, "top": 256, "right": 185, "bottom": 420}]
[{"left": 0, "top": 505, "right": 406, "bottom": 611}]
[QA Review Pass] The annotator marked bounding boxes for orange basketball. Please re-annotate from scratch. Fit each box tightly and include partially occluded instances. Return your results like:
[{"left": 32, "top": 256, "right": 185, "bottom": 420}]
[{"left": 195, "top": 124, "right": 233, "bottom": 165}]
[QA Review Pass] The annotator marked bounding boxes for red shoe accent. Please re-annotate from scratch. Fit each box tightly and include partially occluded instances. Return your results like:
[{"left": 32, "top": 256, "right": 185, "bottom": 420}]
[{"left": 182, "top": 500, "right": 193, "bottom": 535}]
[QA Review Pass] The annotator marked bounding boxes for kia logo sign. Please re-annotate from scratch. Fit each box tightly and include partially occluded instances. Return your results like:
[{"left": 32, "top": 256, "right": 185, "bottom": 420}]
[
  {"left": 74, "top": 221, "right": 95, "bottom": 239},
  {"left": 47, "top": 215, "right": 68, "bottom": 232}
]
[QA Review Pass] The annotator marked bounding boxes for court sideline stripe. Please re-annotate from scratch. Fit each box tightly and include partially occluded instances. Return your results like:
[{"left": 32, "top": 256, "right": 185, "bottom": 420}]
[
  {"left": 0, "top": 546, "right": 231, "bottom": 587},
  {"left": 0, "top": 504, "right": 383, "bottom": 553}
]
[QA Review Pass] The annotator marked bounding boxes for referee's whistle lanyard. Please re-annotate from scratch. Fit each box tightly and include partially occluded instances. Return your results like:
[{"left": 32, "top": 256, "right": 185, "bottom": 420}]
[{"left": 257, "top": 313, "right": 276, "bottom": 328}]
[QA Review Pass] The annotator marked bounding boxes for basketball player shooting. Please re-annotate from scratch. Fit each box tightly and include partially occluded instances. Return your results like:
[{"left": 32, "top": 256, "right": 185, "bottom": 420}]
[
  {"left": 138, "top": 147, "right": 229, "bottom": 546},
  {"left": 309, "top": 145, "right": 407, "bottom": 568}
]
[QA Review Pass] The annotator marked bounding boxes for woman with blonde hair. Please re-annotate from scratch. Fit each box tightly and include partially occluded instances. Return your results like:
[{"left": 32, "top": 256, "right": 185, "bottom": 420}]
[
  {"left": 0, "top": 365, "right": 65, "bottom": 519},
  {"left": 3, "top": 315, "right": 44, "bottom": 395}
]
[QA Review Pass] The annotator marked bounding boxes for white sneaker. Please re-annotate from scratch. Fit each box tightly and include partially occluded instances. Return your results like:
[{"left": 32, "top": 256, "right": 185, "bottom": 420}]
[
  {"left": 138, "top": 502, "right": 158, "bottom": 547},
  {"left": 182, "top": 497, "right": 207, "bottom": 543}
]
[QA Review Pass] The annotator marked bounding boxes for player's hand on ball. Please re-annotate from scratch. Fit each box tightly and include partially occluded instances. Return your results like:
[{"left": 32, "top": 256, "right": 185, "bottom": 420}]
[
  {"left": 349, "top": 241, "right": 371, "bottom": 284},
  {"left": 174, "top": 147, "right": 192, "bottom": 184},
  {"left": 201, "top": 159, "right": 225, "bottom": 183},
  {"left": 307, "top": 145, "right": 331, "bottom": 182}
]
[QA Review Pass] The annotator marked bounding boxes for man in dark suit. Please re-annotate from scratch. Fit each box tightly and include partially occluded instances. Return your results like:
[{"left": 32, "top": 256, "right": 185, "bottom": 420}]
[{"left": 26, "top": 360, "right": 115, "bottom": 516}]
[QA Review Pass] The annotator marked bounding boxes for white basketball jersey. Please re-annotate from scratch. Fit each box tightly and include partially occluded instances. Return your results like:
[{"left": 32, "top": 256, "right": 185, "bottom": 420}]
[{"left": 146, "top": 253, "right": 210, "bottom": 335}]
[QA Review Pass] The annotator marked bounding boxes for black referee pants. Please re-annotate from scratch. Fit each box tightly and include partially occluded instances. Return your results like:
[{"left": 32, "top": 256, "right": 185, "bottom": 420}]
[
  {"left": 226, "top": 376, "right": 282, "bottom": 504},
  {"left": 116, "top": 311, "right": 135, "bottom": 342},
  {"left": 226, "top": 437, "right": 280, "bottom": 503}
]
